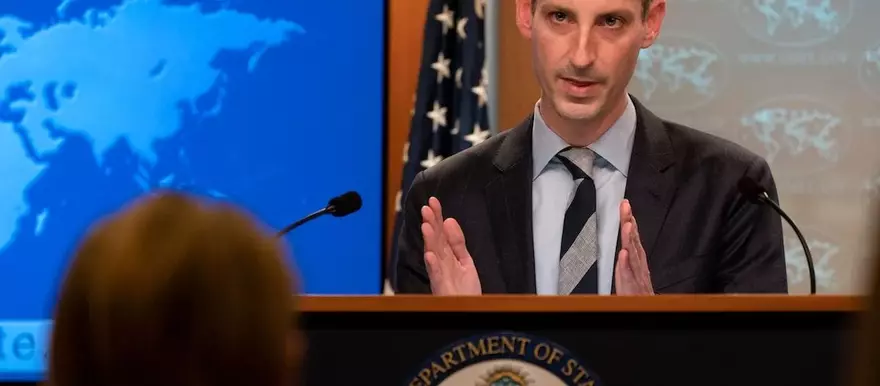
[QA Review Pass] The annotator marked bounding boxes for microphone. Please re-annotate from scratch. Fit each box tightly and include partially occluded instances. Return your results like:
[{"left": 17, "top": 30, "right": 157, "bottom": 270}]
[
  {"left": 737, "top": 177, "right": 816, "bottom": 294},
  {"left": 274, "top": 191, "right": 362, "bottom": 238}
]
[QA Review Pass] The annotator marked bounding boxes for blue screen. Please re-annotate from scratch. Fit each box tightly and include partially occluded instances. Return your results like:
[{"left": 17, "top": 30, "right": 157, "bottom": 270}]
[{"left": 0, "top": 0, "right": 385, "bottom": 378}]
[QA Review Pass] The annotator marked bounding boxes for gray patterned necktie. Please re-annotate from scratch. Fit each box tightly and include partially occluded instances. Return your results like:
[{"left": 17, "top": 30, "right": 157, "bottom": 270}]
[{"left": 555, "top": 147, "right": 599, "bottom": 295}]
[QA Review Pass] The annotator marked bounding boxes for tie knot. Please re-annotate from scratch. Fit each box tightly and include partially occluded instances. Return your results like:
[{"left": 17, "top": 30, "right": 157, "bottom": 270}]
[{"left": 556, "top": 147, "right": 595, "bottom": 180}]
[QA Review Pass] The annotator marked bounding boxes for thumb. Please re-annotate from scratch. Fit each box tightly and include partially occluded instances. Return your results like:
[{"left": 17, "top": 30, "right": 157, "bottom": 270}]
[{"left": 444, "top": 218, "right": 472, "bottom": 264}]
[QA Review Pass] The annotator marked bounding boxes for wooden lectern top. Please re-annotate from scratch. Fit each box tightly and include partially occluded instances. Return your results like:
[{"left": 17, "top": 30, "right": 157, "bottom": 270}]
[{"left": 297, "top": 294, "right": 861, "bottom": 313}]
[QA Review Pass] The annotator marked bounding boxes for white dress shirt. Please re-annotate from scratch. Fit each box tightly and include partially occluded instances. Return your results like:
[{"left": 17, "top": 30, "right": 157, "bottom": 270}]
[{"left": 531, "top": 96, "right": 637, "bottom": 295}]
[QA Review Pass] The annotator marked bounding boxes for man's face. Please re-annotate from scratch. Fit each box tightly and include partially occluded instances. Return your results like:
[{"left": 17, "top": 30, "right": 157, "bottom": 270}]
[{"left": 516, "top": 0, "right": 665, "bottom": 124}]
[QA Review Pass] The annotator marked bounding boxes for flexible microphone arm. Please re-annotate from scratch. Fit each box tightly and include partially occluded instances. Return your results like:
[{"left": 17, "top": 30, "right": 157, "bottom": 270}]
[
  {"left": 754, "top": 192, "right": 816, "bottom": 295},
  {"left": 274, "top": 207, "right": 331, "bottom": 238},
  {"left": 737, "top": 174, "right": 816, "bottom": 295},
  {"left": 274, "top": 191, "right": 362, "bottom": 238}
]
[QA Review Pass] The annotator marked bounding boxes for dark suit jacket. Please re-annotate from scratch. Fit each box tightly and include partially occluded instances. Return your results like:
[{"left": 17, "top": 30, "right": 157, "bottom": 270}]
[{"left": 392, "top": 97, "right": 788, "bottom": 294}]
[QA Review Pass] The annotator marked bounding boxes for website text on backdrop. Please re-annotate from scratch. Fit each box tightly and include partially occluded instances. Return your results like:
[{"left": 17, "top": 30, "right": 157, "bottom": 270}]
[{"left": 393, "top": 0, "right": 789, "bottom": 295}]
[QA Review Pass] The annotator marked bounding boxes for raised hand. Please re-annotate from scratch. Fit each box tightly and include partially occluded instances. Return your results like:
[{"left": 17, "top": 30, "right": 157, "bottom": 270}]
[
  {"left": 614, "top": 199, "right": 655, "bottom": 295},
  {"left": 421, "top": 197, "right": 482, "bottom": 295}
]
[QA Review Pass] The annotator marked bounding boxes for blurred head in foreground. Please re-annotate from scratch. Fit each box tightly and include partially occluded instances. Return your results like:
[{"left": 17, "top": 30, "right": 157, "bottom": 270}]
[{"left": 47, "top": 191, "right": 302, "bottom": 386}]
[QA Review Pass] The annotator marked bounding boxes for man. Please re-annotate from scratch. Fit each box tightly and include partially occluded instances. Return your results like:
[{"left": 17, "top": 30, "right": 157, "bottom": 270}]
[{"left": 393, "top": 0, "right": 787, "bottom": 295}]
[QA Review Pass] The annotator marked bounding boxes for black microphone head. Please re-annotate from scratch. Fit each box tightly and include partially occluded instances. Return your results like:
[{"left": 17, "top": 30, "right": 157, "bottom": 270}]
[
  {"left": 328, "top": 191, "right": 362, "bottom": 217},
  {"left": 737, "top": 176, "right": 766, "bottom": 204}
]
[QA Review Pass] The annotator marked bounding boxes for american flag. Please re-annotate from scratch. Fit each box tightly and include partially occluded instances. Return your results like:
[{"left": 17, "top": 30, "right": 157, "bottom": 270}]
[{"left": 386, "top": 0, "right": 491, "bottom": 294}]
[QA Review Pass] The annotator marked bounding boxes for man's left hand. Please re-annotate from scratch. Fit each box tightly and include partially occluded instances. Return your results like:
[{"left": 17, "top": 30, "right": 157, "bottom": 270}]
[{"left": 614, "top": 199, "right": 655, "bottom": 295}]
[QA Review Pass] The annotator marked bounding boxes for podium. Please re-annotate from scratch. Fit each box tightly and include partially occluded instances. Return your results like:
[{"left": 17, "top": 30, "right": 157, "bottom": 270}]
[{"left": 299, "top": 295, "right": 860, "bottom": 386}]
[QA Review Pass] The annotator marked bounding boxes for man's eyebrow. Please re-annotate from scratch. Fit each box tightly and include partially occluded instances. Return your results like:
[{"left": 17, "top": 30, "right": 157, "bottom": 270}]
[
  {"left": 539, "top": 2, "right": 576, "bottom": 16},
  {"left": 539, "top": 4, "right": 639, "bottom": 21},
  {"left": 598, "top": 7, "right": 638, "bottom": 20}
]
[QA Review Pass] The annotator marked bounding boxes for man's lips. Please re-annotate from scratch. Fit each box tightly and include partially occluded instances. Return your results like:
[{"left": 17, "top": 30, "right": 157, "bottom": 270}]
[
  {"left": 560, "top": 77, "right": 600, "bottom": 96},
  {"left": 561, "top": 77, "right": 598, "bottom": 87}
]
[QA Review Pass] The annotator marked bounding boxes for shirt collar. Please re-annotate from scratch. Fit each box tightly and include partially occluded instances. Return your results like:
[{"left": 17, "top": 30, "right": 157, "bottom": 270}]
[{"left": 531, "top": 95, "right": 637, "bottom": 180}]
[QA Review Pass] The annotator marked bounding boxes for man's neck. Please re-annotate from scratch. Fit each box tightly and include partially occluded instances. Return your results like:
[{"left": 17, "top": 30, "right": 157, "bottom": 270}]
[{"left": 538, "top": 94, "right": 629, "bottom": 147}]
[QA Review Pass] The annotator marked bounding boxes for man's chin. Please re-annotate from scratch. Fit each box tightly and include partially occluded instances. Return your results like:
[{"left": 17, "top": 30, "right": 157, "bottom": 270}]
[{"left": 556, "top": 98, "right": 601, "bottom": 121}]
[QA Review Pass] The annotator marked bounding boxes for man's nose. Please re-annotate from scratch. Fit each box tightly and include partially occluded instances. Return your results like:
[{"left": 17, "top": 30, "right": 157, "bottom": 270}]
[{"left": 570, "top": 28, "right": 597, "bottom": 68}]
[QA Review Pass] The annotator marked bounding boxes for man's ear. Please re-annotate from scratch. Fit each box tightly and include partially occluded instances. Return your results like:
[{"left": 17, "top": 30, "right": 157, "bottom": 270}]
[
  {"left": 641, "top": 0, "right": 667, "bottom": 48},
  {"left": 515, "top": 0, "right": 535, "bottom": 39}
]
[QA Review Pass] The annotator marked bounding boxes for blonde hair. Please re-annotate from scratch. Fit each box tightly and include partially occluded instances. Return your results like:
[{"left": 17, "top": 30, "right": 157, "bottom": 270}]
[{"left": 47, "top": 191, "right": 302, "bottom": 386}]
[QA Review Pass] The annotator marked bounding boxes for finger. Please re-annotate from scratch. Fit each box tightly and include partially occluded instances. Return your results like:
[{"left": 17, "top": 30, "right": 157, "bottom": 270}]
[
  {"left": 428, "top": 197, "right": 448, "bottom": 246},
  {"left": 627, "top": 215, "right": 653, "bottom": 293},
  {"left": 428, "top": 197, "right": 444, "bottom": 226},
  {"left": 624, "top": 226, "right": 649, "bottom": 294},
  {"left": 424, "top": 251, "right": 440, "bottom": 277},
  {"left": 614, "top": 249, "right": 626, "bottom": 290},
  {"left": 424, "top": 251, "right": 450, "bottom": 294},
  {"left": 421, "top": 221, "right": 437, "bottom": 254},
  {"left": 616, "top": 249, "right": 632, "bottom": 280},
  {"left": 444, "top": 218, "right": 473, "bottom": 265},
  {"left": 619, "top": 200, "right": 632, "bottom": 249},
  {"left": 623, "top": 221, "right": 636, "bottom": 261},
  {"left": 616, "top": 249, "right": 636, "bottom": 294},
  {"left": 620, "top": 199, "right": 632, "bottom": 223},
  {"left": 627, "top": 221, "right": 638, "bottom": 258},
  {"left": 421, "top": 204, "right": 435, "bottom": 224},
  {"left": 625, "top": 221, "right": 649, "bottom": 289},
  {"left": 430, "top": 197, "right": 458, "bottom": 259},
  {"left": 428, "top": 197, "right": 443, "bottom": 218},
  {"left": 421, "top": 221, "right": 448, "bottom": 265},
  {"left": 422, "top": 202, "right": 445, "bottom": 257},
  {"left": 421, "top": 204, "right": 438, "bottom": 248},
  {"left": 626, "top": 216, "right": 654, "bottom": 294},
  {"left": 630, "top": 216, "right": 650, "bottom": 276},
  {"left": 629, "top": 214, "right": 640, "bottom": 246},
  {"left": 623, "top": 237, "right": 638, "bottom": 275}
]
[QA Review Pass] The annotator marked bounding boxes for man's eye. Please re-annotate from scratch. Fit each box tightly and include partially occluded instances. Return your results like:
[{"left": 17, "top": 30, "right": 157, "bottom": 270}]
[
  {"left": 550, "top": 11, "right": 568, "bottom": 23},
  {"left": 600, "top": 16, "right": 623, "bottom": 27}
]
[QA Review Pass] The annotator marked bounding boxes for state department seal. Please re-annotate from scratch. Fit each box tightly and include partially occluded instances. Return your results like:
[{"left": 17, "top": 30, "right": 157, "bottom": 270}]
[{"left": 405, "top": 331, "right": 604, "bottom": 386}]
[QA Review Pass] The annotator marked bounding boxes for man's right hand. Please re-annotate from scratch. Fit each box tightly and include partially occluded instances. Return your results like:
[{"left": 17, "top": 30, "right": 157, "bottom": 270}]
[{"left": 421, "top": 197, "right": 482, "bottom": 295}]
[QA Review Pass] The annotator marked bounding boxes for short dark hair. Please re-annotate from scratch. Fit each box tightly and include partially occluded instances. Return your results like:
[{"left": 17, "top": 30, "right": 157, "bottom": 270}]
[{"left": 531, "top": 0, "right": 653, "bottom": 18}]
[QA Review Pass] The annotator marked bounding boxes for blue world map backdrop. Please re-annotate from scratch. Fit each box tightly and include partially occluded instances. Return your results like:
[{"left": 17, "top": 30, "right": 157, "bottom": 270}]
[{"left": 0, "top": 0, "right": 383, "bottom": 374}]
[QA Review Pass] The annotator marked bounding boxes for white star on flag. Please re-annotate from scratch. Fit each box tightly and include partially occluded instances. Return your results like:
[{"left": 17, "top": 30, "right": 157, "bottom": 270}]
[
  {"left": 426, "top": 101, "right": 447, "bottom": 132},
  {"left": 390, "top": 0, "right": 492, "bottom": 281},
  {"left": 465, "top": 122, "right": 490, "bottom": 146},
  {"left": 457, "top": 17, "right": 468, "bottom": 40},
  {"left": 474, "top": 0, "right": 486, "bottom": 20},
  {"left": 421, "top": 149, "right": 444, "bottom": 169},
  {"left": 431, "top": 52, "right": 451, "bottom": 84},
  {"left": 435, "top": 4, "right": 455, "bottom": 35},
  {"left": 471, "top": 67, "right": 489, "bottom": 107}
]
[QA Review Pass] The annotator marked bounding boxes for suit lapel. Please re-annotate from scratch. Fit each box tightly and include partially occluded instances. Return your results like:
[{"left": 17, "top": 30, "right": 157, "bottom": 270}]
[
  {"left": 484, "top": 116, "right": 536, "bottom": 293},
  {"left": 612, "top": 97, "right": 677, "bottom": 293},
  {"left": 486, "top": 99, "right": 676, "bottom": 294}
]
